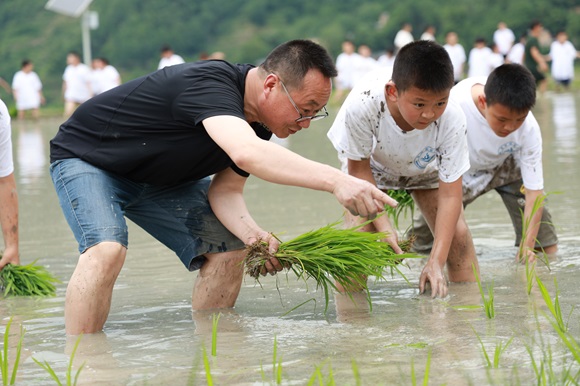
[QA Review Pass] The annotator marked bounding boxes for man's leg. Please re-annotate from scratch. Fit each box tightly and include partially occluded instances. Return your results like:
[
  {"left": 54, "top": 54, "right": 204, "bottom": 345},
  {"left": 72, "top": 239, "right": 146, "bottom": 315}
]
[
  {"left": 191, "top": 249, "right": 246, "bottom": 310},
  {"left": 66, "top": 242, "right": 126, "bottom": 335}
]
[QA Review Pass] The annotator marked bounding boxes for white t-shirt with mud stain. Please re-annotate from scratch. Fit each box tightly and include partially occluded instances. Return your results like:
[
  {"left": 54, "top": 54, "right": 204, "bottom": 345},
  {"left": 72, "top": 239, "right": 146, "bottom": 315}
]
[
  {"left": 327, "top": 68, "right": 470, "bottom": 191},
  {"left": 451, "top": 77, "right": 544, "bottom": 192}
]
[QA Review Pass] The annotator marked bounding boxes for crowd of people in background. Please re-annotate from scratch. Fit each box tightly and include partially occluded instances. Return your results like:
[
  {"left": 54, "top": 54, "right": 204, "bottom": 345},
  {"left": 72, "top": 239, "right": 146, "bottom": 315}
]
[
  {"left": 0, "top": 21, "right": 577, "bottom": 120},
  {"left": 333, "top": 20, "right": 580, "bottom": 102}
]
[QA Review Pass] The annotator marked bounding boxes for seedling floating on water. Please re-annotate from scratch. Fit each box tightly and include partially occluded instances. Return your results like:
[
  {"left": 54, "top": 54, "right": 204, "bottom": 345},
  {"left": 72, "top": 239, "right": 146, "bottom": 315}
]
[
  {"left": 244, "top": 219, "right": 420, "bottom": 312},
  {"left": 0, "top": 257, "right": 60, "bottom": 297}
]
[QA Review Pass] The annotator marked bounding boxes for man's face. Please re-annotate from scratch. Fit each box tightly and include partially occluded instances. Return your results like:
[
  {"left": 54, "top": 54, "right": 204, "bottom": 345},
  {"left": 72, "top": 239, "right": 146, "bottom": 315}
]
[
  {"left": 386, "top": 84, "right": 450, "bottom": 131},
  {"left": 264, "top": 70, "right": 331, "bottom": 139},
  {"left": 484, "top": 103, "right": 528, "bottom": 137}
]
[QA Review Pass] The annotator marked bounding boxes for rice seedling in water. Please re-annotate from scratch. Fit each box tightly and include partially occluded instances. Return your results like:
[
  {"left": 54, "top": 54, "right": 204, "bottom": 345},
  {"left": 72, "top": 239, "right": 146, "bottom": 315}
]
[
  {"left": 211, "top": 313, "right": 220, "bottom": 357},
  {"left": 473, "top": 263, "right": 495, "bottom": 319},
  {"left": 535, "top": 276, "right": 571, "bottom": 334},
  {"left": 0, "top": 258, "right": 61, "bottom": 297},
  {"left": 473, "top": 328, "right": 513, "bottom": 369},
  {"left": 0, "top": 317, "right": 24, "bottom": 386},
  {"left": 245, "top": 219, "right": 420, "bottom": 312},
  {"left": 33, "top": 334, "right": 84, "bottom": 386},
  {"left": 201, "top": 345, "right": 213, "bottom": 386},
  {"left": 410, "top": 349, "right": 431, "bottom": 386}
]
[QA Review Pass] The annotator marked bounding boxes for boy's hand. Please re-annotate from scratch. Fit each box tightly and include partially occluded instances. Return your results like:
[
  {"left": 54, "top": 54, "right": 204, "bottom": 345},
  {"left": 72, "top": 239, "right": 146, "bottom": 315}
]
[
  {"left": 419, "top": 260, "right": 448, "bottom": 298},
  {"left": 516, "top": 247, "right": 537, "bottom": 265}
]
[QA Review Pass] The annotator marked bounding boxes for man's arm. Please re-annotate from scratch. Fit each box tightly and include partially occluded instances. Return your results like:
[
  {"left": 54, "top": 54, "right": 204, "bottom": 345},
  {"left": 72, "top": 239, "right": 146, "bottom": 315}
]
[
  {"left": 517, "top": 188, "right": 545, "bottom": 262},
  {"left": 208, "top": 167, "right": 282, "bottom": 274},
  {"left": 419, "top": 178, "right": 463, "bottom": 298},
  {"left": 0, "top": 172, "right": 19, "bottom": 269},
  {"left": 531, "top": 46, "right": 549, "bottom": 72},
  {"left": 203, "top": 115, "right": 397, "bottom": 218},
  {"left": 347, "top": 158, "right": 403, "bottom": 253}
]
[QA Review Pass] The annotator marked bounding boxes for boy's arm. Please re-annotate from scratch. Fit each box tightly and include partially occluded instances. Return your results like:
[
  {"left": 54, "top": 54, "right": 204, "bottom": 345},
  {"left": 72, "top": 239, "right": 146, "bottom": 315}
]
[
  {"left": 517, "top": 188, "right": 545, "bottom": 262},
  {"left": 347, "top": 159, "right": 403, "bottom": 254},
  {"left": 419, "top": 178, "right": 463, "bottom": 298}
]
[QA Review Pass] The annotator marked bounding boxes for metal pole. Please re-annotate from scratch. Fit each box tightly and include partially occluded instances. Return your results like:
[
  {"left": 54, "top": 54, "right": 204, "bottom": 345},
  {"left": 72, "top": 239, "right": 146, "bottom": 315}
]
[{"left": 81, "top": 9, "right": 92, "bottom": 64}]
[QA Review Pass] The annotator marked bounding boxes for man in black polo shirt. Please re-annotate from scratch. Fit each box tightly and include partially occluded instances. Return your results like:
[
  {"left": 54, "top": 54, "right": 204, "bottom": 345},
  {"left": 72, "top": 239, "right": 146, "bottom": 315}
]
[{"left": 50, "top": 39, "right": 396, "bottom": 335}]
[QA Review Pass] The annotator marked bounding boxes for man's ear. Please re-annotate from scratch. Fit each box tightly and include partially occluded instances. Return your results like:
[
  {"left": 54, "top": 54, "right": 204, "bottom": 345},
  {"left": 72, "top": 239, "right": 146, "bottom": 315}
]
[
  {"left": 263, "top": 73, "right": 278, "bottom": 95},
  {"left": 385, "top": 82, "right": 398, "bottom": 101}
]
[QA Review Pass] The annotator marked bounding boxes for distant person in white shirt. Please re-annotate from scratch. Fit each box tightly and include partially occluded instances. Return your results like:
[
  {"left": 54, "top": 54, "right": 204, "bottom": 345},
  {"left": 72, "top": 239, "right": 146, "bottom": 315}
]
[
  {"left": 11, "top": 59, "right": 45, "bottom": 120},
  {"left": 420, "top": 25, "right": 436, "bottom": 42},
  {"left": 444, "top": 31, "right": 467, "bottom": 83},
  {"left": 91, "top": 57, "right": 121, "bottom": 95},
  {"left": 468, "top": 38, "right": 493, "bottom": 77},
  {"left": 62, "top": 51, "right": 92, "bottom": 118},
  {"left": 547, "top": 30, "right": 580, "bottom": 91},
  {"left": 506, "top": 33, "right": 526, "bottom": 65},
  {"left": 377, "top": 47, "right": 396, "bottom": 67},
  {"left": 352, "top": 44, "right": 379, "bottom": 85},
  {"left": 393, "top": 23, "right": 414, "bottom": 53},
  {"left": 493, "top": 22, "right": 516, "bottom": 58},
  {"left": 334, "top": 40, "right": 360, "bottom": 100},
  {"left": 158, "top": 45, "right": 185, "bottom": 69},
  {"left": 489, "top": 43, "right": 505, "bottom": 70}
]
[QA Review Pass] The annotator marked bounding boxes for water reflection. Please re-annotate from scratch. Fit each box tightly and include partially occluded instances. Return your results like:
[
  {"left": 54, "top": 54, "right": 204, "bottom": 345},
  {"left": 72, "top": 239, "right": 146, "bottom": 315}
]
[
  {"left": 2, "top": 93, "right": 580, "bottom": 385},
  {"left": 14, "top": 120, "right": 46, "bottom": 191}
]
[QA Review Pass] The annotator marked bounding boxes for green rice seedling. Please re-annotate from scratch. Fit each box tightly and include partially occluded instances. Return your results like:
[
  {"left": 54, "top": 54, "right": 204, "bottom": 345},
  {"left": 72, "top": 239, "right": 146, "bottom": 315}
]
[
  {"left": 211, "top": 313, "right": 220, "bottom": 357},
  {"left": 410, "top": 349, "right": 432, "bottom": 386},
  {"left": 535, "top": 276, "right": 571, "bottom": 334},
  {"left": 473, "top": 263, "right": 495, "bottom": 319},
  {"left": 201, "top": 345, "right": 213, "bottom": 386},
  {"left": 0, "top": 258, "right": 61, "bottom": 297},
  {"left": 385, "top": 189, "right": 415, "bottom": 230},
  {"left": 33, "top": 334, "right": 84, "bottom": 386},
  {"left": 245, "top": 219, "right": 420, "bottom": 312},
  {"left": 351, "top": 359, "right": 361, "bottom": 386},
  {"left": 0, "top": 317, "right": 24, "bottom": 386},
  {"left": 474, "top": 328, "right": 513, "bottom": 368}
]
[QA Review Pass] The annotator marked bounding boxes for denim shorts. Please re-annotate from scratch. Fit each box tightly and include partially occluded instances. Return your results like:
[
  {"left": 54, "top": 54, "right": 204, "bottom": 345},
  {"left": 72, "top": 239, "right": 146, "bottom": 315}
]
[{"left": 49, "top": 158, "right": 245, "bottom": 271}]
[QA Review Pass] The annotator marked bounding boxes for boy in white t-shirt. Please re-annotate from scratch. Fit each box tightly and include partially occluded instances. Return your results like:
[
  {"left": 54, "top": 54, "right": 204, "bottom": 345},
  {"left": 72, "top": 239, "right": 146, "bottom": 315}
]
[
  {"left": 412, "top": 64, "right": 558, "bottom": 262},
  {"left": 328, "top": 40, "right": 478, "bottom": 298}
]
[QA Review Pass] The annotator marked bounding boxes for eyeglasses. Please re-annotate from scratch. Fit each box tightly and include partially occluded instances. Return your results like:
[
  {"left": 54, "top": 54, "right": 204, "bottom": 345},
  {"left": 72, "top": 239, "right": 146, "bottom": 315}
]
[{"left": 277, "top": 77, "right": 328, "bottom": 123}]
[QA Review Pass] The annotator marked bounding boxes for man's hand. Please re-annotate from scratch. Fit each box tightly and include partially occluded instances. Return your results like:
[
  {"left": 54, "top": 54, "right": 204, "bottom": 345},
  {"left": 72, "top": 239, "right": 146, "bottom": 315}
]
[
  {"left": 0, "top": 246, "right": 19, "bottom": 270},
  {"left": 334, "top": 176, "right": 398, "bottom": 218},
  {"left": 248, "top": 231, "right": 284, "bottom": 276},
  {"left": 419, "top": 259, "right": 448, "bottom": 298}
]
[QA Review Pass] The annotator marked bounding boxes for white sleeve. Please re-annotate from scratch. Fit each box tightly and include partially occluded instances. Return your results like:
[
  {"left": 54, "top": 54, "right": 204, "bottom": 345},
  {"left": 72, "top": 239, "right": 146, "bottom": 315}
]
[
  {"left": 518, "top": 115, "right": 544, "bottom": 190},
  {"left": 0, "top": 99, "right": 14, "bottom": 178},
  {"left": 437, "top": 102, "right": 470, "bottom": 183}
]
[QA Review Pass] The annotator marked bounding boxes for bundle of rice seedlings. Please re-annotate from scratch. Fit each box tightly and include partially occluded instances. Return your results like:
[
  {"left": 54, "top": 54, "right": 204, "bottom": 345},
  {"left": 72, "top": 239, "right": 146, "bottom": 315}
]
[
  {"left": 385, "top": 189, "right": 415, "bottom": 229},
  {"left": 0, "top": 257, "right": 60, "bottom": 297},
  {"left": 244, "top": 220, "right": 419, "bottom": 311}
]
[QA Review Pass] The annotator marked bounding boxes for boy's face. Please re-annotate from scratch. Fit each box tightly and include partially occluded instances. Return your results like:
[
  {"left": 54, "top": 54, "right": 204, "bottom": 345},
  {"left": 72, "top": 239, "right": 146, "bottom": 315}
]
[
  {"left": 482, "top": 101, "right": 528, "bottom": 137},
  {"left": 386, "top": 84, "right": 450, "bottom": 131}
]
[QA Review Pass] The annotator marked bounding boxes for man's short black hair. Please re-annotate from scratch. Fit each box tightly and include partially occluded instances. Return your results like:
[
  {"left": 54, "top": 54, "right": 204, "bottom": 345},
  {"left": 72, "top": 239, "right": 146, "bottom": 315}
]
[{"left": 260, "top": 39, "right": 337, "bottom": 89}]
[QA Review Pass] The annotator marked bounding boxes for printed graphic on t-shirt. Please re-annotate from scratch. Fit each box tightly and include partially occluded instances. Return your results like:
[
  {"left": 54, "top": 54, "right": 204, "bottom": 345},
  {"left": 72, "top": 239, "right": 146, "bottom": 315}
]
[
  {"left": 498, "top": 142, "right": 520, "bottom": 155},
  {"left": 414, "top": 146, "right": 436, "bottom": 169}
]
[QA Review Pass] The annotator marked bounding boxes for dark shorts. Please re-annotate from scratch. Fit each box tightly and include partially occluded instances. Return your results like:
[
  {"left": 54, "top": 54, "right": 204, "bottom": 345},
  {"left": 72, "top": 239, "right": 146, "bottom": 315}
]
[
  {"left": 410, "top": 159, "right": 558, "bottom": 251},
  {"left": 528, "top": 66, "right": 546, "bottom": 84},
  {"left": 50, "top": 158, "right": 245, "bottom": 271}
]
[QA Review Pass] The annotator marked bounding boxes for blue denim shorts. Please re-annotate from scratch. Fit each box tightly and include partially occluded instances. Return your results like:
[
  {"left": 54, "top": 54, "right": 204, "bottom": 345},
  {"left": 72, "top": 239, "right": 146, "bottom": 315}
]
[{"left": 49, "top": 158, "right": 245, "bottom": 271}]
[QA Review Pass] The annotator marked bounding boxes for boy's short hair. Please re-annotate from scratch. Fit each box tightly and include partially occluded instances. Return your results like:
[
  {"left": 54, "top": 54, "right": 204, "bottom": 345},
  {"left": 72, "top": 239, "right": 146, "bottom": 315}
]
[
  {"left": 484, "top": 64, "right": 536, "bottom": 112},
  {"left": 392, "top": 40, "right": 454, "bottom": 93}
]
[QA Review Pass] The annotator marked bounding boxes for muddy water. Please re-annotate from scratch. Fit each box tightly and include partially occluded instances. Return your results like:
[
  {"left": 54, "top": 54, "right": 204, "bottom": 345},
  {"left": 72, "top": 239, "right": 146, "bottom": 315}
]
[{"left": 2, "top": 92, "right": 580, "bottom": 385}]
